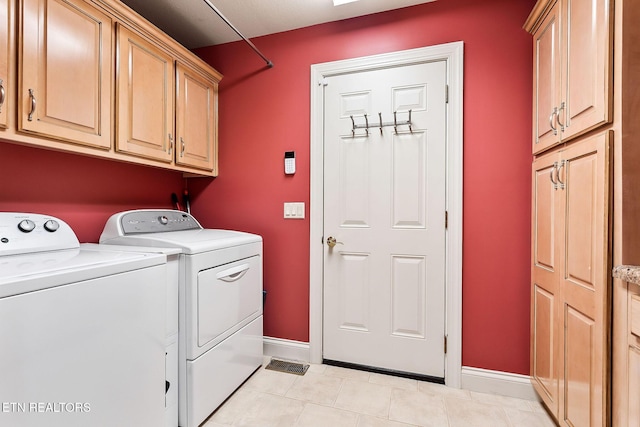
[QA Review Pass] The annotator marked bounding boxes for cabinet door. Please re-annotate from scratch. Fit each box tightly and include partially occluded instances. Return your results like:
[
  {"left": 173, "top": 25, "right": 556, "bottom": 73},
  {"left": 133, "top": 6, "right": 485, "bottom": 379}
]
[
  {"left": 116, "top": 24, "right": 174, "bottom": 162},
  {"left": 629, "top": 342, "right": 640, "bottom": 427},
  {"left": 558, "top": 131, "right": 610, "bottom": 427},
  {"left": 175, "top": 62, "right": 217, "bottom": 173},
  {"left": 19, "top": 0, "right": 112, "bottom": 148},
  {"left": 531, "top": 150, "right": 562, "bottom": 418},
  {"left": 532, "top": 1, "right": 561, "bottom": 154},
  {"left": 0, "top": 0, "right": 10, "bottom": 130},
  {"left": 560, "top": 0, "right": 612, "bottom": 141}
]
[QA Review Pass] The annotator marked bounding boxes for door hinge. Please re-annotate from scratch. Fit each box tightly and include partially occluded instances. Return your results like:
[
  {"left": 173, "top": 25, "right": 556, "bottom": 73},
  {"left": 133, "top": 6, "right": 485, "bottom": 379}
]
[
  {"left": 319, "top": 77, "right": 329, "bottom": 87},
  {"left": 445, "top": 211, "right": 448, "bottom": 229},
  {"left": 445, "top": 85, "right": 449, "bottom": 104},
  {"left": 444, "top": 335, "right": 448, "bottom": 354}
]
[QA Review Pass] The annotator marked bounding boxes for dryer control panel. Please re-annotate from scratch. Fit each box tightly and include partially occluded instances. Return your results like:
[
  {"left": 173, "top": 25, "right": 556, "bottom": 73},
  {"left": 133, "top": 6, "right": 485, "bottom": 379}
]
[{"left": 111, "top": 210, "right": 202, "bottom": 235}]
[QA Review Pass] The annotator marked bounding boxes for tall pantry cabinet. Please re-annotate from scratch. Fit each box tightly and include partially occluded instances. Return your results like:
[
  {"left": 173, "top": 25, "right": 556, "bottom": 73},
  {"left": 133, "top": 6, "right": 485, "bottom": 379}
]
[
  {"left": 525, "top": 0, "right": 613, "bottom": 426},
  {"left": 530, "top": 132, "right": 611, "bottom": 425}
]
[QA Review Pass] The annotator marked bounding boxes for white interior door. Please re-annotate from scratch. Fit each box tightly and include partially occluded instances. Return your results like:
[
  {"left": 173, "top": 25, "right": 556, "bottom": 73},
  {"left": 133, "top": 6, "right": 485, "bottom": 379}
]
[{"left": 322, "top": 60, "right": 447, "bottom": 378}]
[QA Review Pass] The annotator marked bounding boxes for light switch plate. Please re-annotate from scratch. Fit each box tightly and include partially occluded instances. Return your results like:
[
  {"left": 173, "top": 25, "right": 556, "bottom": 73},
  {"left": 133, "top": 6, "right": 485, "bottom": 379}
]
[{"left": 284, "top": 202, "right": 305, "bottom": 219}]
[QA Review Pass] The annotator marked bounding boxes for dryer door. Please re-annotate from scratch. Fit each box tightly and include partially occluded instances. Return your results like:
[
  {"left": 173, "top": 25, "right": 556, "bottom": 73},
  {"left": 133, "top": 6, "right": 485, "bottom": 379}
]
[{"left": 197, "top": 255, "right": 262, "bottom": 348}]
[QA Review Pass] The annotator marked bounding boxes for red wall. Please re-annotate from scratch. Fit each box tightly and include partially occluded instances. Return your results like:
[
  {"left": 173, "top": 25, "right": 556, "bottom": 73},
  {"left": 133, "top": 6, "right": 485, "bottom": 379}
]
[
  {"left": 0, "top": 143, "right": 184, "bottom": 242},
  {"left": 0, "top": 0, "right": 534, "bottom": 376},
  {"left": 192, "top": 0, "right": 535, "bottom": 375}
]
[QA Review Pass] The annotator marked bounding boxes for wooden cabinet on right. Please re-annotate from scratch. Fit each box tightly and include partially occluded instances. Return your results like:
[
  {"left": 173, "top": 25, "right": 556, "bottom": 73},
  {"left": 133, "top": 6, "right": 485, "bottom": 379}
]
[
  {"left": 525, "top": 0, "right": 613, "bottom": 155},
  {"left": 610, "top": 266, "right": 640, "bottom": 426},
  {"left": 531, "top": 131, "right": 611, "bottom": 426},
  {"left": 623, "top": 281, "right": 640, "bottom": 425},
  {"left": 529, "top": 0, "right": 640, "bottom": 424}
]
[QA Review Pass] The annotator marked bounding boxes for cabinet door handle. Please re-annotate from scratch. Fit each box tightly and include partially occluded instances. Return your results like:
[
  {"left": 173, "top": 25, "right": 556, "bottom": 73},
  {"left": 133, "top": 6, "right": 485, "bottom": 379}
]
[
  {"left": 180, "top": 137, "right": 185, "bottom": 157},
  {"left": 556, "top": 160, "right": 566, "bottom": 189},
  {"left": 0, "top": 79, "right": 5, "bottom": 113},
  {"left": 168, "top": 134, "right": 174, "bottom": 155},
  {"left": 549, "top": 162, "right": 558, "bottom": 189},
  {"left": 557, "top": 102, "right": 565, "bottom": 131},
  {"left": 549, "top": 107, "right": 558, "bottom": 135},
  {"left": 28, "top": 89, "right": 36, "bottom": 121}
]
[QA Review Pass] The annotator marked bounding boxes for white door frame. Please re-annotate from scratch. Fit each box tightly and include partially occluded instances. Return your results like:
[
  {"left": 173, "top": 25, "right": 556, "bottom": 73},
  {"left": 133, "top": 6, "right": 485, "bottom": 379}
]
[{"left": 309, "top": 42, "right": 464, "bottom": 387}]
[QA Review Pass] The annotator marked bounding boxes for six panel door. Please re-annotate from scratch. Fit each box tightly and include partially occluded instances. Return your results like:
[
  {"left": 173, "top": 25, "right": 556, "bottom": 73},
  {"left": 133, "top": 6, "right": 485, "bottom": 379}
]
[{"left": 322, "top": 60, "right": 447, "bottom": 378}]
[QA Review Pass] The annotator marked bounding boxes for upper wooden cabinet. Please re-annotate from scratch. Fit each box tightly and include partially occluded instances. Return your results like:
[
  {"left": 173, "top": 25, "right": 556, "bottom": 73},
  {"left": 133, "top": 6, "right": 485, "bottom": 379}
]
[
  {"left": 176, "top": 62, "right": 218, "bottom": 173},
  {"left": 525, "top": 0, "right": 612, "bottom": 154},
  {"left": 0, "top": 0, "right": 10, "bottom": 130},
  {"left": 19, "top": 0, "right": 113, "bottom": 149},
  {"left": 531, "top": 131, "right": 611, "bottom": 426},
  {"left": 1, "top": 0, "right": 221, "bottom": 176},
  {"left": 530, "top": 1, "right": 560, "bottom": 152},
  {"left": 116, "top": 23, "right": 174, "bottom": 163},
  {"left": 115, "top": 26, "right": 221, "bottom": 172}
]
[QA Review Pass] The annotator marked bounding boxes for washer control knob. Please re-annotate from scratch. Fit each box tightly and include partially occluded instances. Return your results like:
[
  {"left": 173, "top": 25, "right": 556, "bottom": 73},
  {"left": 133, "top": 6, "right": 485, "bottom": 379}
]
[
  {"left": 17, "top": 219, "right": 36, "bottom": 233},
  {"left": 43, "top": 220, "right": 60, "bottom": 232},
  {"left": 159, "top": 215, "right": 169, "bottom": 225}
]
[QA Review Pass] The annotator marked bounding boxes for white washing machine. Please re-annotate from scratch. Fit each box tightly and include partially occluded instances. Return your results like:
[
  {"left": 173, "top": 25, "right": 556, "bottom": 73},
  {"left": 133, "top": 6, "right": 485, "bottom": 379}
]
[
  {"left": 0, "top": 212, "right": 167, "bottom": 427},
  {"left": 99, "top": 209, "right": 264, "bottom": 427},
  {"left": 83, "top": 243, "right": 181, "bottom": 427}
]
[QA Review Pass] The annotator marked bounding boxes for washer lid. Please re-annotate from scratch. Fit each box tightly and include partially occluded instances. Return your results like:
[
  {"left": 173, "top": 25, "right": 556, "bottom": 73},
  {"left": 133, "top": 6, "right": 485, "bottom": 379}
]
[
  {"left": 0, "top": 247, "right": 166, "bottom": 298},
  {"left": 100, "top": 229, "right": 262, "bottom": 254}
]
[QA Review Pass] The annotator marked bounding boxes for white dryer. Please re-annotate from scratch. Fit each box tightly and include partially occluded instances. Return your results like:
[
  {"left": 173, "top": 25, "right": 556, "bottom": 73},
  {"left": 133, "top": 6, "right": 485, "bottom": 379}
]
[
  {"left": 100, "top": 209, "right": 264, "bottom": 427},
  {"left": 0, "top": 213, "right": 167, "bottom": 427}
]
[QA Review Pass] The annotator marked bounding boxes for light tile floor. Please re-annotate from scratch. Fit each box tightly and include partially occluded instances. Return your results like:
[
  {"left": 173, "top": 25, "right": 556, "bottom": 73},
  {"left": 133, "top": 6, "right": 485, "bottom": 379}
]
[{"left": 202, "top": 362, "right": 557, "bottom": 427}]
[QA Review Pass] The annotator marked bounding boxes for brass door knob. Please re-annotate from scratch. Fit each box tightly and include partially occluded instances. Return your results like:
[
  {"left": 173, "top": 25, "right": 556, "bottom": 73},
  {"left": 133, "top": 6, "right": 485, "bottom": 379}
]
[{"left": 326, "top": 237, "right": 343, "bottom": 248}]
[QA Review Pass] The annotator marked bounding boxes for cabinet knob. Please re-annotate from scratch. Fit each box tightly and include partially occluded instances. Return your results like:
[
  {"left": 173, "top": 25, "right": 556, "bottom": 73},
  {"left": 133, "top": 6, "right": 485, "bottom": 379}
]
[
  {"left": 180, "top": 137, "right": 185, "bottom": 157},
  {"left": 168, "top": 134, "right": 174, "bottom": 155}
]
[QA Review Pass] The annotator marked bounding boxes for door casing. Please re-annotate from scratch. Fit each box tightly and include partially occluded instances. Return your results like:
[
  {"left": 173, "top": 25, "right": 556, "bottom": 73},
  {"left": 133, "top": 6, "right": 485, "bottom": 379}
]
[{"left": 309, "top": 42, "right": 464, "bottom": 387}]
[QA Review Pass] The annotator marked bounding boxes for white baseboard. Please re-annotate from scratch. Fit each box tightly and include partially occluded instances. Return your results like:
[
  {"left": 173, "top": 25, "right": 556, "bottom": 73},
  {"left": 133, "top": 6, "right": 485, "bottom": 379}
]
[
  {"left": 460, "top": 366, "right": 539, "bottom": 401},
  {"left": 263, "top": 337, "right": 310, "bottom": 363}
]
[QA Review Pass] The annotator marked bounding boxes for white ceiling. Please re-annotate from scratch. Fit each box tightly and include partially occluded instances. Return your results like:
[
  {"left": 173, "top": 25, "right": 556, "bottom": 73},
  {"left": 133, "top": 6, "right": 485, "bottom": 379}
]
[{"left": 120, "top": 0, "right": 436, "bottom": 49}]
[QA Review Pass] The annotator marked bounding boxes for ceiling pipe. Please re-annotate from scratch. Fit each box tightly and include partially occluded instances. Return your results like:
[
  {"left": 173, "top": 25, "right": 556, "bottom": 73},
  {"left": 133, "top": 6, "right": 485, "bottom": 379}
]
[{"left": 200, "top": 0, "right": 274, "bottom": 68}]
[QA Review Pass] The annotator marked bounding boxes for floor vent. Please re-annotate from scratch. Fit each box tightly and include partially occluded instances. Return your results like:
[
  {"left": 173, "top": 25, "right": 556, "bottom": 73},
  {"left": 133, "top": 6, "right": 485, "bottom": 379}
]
[{"left": 265, "top": 358, "right": 309, "bottom": 376}]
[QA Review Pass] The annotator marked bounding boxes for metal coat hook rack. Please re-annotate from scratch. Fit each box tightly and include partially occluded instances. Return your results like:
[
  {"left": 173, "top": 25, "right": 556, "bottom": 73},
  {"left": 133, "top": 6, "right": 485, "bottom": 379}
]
[{"left": 349, "top": 110, "right": 412, "bottom": 137}]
